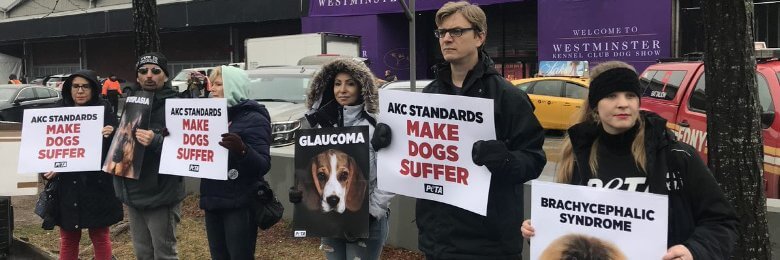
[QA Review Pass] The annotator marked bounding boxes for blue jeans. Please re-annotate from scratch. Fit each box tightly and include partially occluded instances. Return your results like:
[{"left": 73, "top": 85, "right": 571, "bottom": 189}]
[
  {"left": 321, "top": 215, "right": 389, "bottom": 260},
  {"left": 205, "top": 207, "right": 258, "bottom": 260}
]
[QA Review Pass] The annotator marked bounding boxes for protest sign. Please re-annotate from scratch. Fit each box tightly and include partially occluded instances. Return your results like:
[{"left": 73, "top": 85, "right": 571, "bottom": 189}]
[
  {"left": 293, "top": 126, "right": 370, "bottom": 238},
  {"left": 376, "top": 90, "right": 495, "bottom": 216},
  {"left": 159, "top": 98, "right": 228, "bottom": 180},
  {"left": 530, "top": 181, "right": 668, "bottom": 260},
  {"left": 102, "top": 91, "right": 153, "bottom": 179},
  {"left": 18, "top": 106, "right": 104, "bottom": 173}
]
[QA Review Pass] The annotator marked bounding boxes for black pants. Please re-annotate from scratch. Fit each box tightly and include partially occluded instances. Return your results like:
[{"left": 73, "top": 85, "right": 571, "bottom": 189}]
[
  {"left": 107, "top": 90, "right": 119, "bottom": 115},
  {"left": 205, "top": 207, "right": 257, "bottom": 260}
]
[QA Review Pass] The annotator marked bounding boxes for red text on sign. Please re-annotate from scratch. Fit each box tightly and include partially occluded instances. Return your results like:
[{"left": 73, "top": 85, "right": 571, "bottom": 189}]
[
  {"left": 46, "top": 136, "right": 80, "bottom": 146},
  {"left": 399, "top": 159, "right": 469, "bottom": 185},
  {"left": 46, "top": 124, "right": 81, "bottom": 134},
  {"left": 408, "top": 140, "right": 458, "bottom": 161},
  {"left": 38, "top": 148, "right": 85, "bottom": 159},
  {"left": 406, "top": 120, "right": 459, "bottom": 141},
  {"left": 177, "top": 148, "right": 214, "bottom": 162},
  {"left": 183, "top": 119, "right": 209, "bottom": 131},
  {"left": 183, "top": 134, "right": 209, "bottom": 146}
]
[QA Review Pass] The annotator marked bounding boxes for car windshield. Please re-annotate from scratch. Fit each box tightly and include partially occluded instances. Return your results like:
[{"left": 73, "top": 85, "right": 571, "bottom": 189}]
[
  {"left": 173, "top": 71, "right": 191, "bottom": 81},
  {"left": 0, "top": 89, "right": 17, "bottom": 101},
  {"left": 247, "top": 74, "right": 310, "bottom": 103}
]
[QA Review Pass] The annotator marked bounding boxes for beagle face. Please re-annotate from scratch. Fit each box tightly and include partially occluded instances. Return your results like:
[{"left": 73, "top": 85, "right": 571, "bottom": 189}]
[{"left": 308, "top": 149, "right": 366, "bottom": 213}]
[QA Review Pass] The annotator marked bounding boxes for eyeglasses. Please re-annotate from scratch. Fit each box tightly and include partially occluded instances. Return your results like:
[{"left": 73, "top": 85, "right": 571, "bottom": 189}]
[
  {"left": 137, "top": 67, "right": 163, "bottom": 75},
  {"left": 434, "top": 27, "right": 478, "bottom": 38},
  {"left": 72, "top": 84, "right": 90, "bottom": 91}
]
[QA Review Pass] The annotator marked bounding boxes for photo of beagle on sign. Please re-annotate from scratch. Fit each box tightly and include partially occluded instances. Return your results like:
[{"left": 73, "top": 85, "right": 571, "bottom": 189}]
[{"left": 293, "top": 126, "right": 369, "bottom": 238}]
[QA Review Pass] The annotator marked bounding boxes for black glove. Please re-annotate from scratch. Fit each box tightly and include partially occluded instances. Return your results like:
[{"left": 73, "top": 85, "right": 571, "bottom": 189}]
[
  {"left": 219, "top": 133, "right": 246, "bottom": 155},
  {"left": 305, "top": 100, "right": 340, "bottom": 128},
  {"left": 153, "top": 127, "right": 170, "bottom": 137},
  {"left": 371, "top": 123, "right": 392, "bottom": 151},
  {"left": 472, "top": 140, "right": 510, "bottom": 171},
  {"left": 289, "top": 187, "right": 302, "bottom": 203}
]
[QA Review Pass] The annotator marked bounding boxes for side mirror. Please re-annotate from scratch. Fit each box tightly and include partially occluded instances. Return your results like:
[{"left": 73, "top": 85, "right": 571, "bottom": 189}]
[
  {"left": 761, "top": 110, "right": 775, "bottom": 128},
  {"left": 11, "top": 100, "right": 20, "bottom": 106}
]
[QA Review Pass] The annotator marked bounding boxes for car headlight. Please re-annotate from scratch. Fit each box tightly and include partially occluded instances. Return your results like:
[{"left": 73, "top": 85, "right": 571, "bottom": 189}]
[{"left": 271, "top": 120, "right": 301, "bottom": 146}]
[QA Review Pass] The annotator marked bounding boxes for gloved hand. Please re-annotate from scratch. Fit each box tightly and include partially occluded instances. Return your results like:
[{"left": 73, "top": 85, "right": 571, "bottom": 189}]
[
  {"left": 289, "top": 187, "right": 302, "bottom": 203},
  {"left": 472, "top": 140, "right": 510, "bottom": 172},
  {"left": 219, "top": 133, "right": 246, "bottom": 156},
  {"left": 305, "top": 100, "right": 340, "bottom": 128},
  {"left": 371, "top": 123, "right": 392, "bottom": 151}
]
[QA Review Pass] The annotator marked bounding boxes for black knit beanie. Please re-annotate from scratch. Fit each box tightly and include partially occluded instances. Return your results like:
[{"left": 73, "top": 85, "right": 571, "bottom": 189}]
[
  {"left": 587, "top": 67, "right": 641, "bottom": 109},
  {"left": 136, "top": 52, "right": 170, "bottom": 77}
]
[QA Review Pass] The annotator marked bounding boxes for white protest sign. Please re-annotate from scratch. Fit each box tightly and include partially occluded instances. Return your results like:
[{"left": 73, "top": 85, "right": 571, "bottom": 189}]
[
  {"left": 530, "top": 180, "right": 668, "bottom": 259},
  {"left": 377, "top": 89, "right": 495, "bottom": 216},
  {"left": 159, "top": 98, "right": 228, "bottom": 180},
  {"left": 18, "top": 106, "right": 104, "bottom": 174}
]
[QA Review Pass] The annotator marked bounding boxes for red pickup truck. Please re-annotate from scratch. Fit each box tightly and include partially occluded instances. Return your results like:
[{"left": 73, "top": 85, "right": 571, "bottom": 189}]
[{"left": 639, "top": 53, "right": 780, "bottom": 199}]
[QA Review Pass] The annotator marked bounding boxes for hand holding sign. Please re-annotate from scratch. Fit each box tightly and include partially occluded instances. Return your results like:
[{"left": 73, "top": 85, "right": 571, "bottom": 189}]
[
  {"left": 219, "top": 133, "right": 246, "bottom": 156},
  {"left": 136, "top": 129, "right": 154, "bottom": 146}
]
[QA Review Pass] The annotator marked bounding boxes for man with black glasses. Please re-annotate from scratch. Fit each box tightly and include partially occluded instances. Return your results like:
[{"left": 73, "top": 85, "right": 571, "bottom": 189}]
[
  {"left": 113, "top": 52, "right": 185, "bottom": 260},
  {"left": 376, "top": 1, "right": 546, "bottom": 259}
]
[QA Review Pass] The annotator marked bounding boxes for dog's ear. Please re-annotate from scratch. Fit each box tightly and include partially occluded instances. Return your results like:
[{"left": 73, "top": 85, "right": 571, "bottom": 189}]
[
  {"left": 298, "top": 155, "right": 322, "bottom": 211},
  {"left": 345, "top": 155, "right": 366, "bottom": 212}
]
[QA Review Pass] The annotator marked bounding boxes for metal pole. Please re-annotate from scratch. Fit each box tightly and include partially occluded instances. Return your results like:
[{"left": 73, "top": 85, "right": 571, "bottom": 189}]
[{"left": 399, "top": 0, "right": 416, "bottom": 91}]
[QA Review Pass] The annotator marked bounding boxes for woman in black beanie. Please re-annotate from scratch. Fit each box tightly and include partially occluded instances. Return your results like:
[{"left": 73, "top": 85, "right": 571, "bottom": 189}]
[{"left": 520, "top": 61, "right": 738, "bottom": 260}]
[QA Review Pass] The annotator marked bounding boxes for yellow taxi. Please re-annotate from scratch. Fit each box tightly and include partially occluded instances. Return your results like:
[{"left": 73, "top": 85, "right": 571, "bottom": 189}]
[{"left": 511, "top": 77, "right": 590, "bottom": 130}]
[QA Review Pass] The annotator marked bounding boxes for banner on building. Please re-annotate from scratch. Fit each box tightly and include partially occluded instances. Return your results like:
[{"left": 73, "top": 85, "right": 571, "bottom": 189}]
[
  {"left": 538, "top": 61, "right": 588, "bottom": 77},
  {"left": 102, "top": 91, "right": 153, "bottom": 179},
  {"left": 376, "top": 90, "right": 495, "bottom": 216},
  {"left": 537, "top": 0, "right": 672, "bottom": 72},
  {"left": 159, "top": 99, "right": 229, "bottom": 180},
  {"left": 18, "top": 106, "right": 104, "bottom": 174},
  {"left": 309, "top": 0, "right": 523, "bottom": 16},
  {"left": 530, "top": 181, "right": 668, "bottom": 259},
  {"left": 293, "top": 126, "right": 370, "bottom": 238}
]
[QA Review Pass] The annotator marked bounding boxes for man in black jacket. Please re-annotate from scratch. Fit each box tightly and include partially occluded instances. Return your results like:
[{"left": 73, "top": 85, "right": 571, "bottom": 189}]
[{"left": 413, "top": 1, "right": 545, "bottom": 259}]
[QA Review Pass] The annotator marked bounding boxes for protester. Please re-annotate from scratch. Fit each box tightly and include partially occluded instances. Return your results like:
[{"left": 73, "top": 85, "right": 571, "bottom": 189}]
[
  {"left": 200, "top": 66, "right": 272, "bottom": 259},
  {"left": 8, "top": 74, "right": 21, "bottom": 84},
  {"left": 101, "top": 74, "right": 122, "bottom": 115},
  {"left": 113, "top": 52, "right": 185, "bottom": 259},
  {"left": 383, "top": 69, "right": 397, "bottom": 82},
  {"left": 520, "top": 61, "right": 739, "bottom": 260},
  {"left": 42, "top": 69, "right": 122, "bottom": 260},
  {"left": 291, "top": 58, "right": 395, "bottom": 259},
  {"left": 370, "top": 1, "right": 546, "bottom": 259}
]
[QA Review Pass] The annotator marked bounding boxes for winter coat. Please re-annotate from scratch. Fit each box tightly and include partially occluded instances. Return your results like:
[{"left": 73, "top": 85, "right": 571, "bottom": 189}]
[
  {"left": 304, "top": 59, "right": 395, "bottom": 219},
  {"left": 567, "top": 111, "right": 738, "bottom": 260},
  {"left": 113, "top": 82, "right": 185, "bottom": 209},
  {"left": 417, "top": 52, "right": 546, "bottom": 259},
  {"left": 200, "top": 100, "right": 272, "bottom": 210},
  {"left": 51, "top": 70, "right": 123, "bottom": 231}
]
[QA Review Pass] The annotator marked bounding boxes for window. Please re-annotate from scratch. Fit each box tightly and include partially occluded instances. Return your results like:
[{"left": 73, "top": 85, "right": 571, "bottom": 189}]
[
  {"left": 17, "top": 88, "right": 35, "bottom": 101},
  {"left": 564, "top": 83, "right": 588, "bottom": 99},
  {"left": 516, "top": 82, "right": 532, "bottom": 92},
  {"left": 48, "top": 89, "right": 59, "bottom": 98},
  {"left": 641, "top": 70, "right": 687, "bottom": 101},
  {"left": 688, "top": 72, "right": 774, "bottom": 117},
  {"left": 34, "top": 88, "right": 51, "bottom": 99},
  {"left": 528, "top": 80, "right": 562, "bottom": 97}
]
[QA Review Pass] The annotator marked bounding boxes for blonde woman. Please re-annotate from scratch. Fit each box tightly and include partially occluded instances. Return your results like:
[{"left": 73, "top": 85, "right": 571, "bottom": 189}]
[{"left": 521, "top": 61, "right": 738, "bottom": 260}]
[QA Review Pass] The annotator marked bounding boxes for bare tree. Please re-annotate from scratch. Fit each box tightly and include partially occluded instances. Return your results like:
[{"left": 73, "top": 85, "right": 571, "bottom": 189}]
[
  {"left": 701, "top": 1, "right": 771, "bottom": 259},
  {"left": 132, "top": 0, "right": 160, "bottom": 57}
]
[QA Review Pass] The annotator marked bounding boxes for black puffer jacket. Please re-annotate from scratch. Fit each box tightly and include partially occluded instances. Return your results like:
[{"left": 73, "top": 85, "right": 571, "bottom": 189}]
[
  {"left": 567, "top": 111, "right": 738, "bottom": 260},
  {"left": 417, "top": 52, "right": 546, "bottom": 259},
  {"left": 200, "top": 100, "right": 272, "bottom": 210},
  {"left": 51, "top": 70, "right": 122, "bottom": 231},
  {"left": 113, "top": 82, "right": 185, "bottom": 209}
]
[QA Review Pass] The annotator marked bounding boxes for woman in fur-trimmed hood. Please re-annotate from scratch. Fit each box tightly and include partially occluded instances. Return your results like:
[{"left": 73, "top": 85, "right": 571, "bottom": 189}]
[{"left": 298, "top": 59, "right": 395, "bottom": 260}]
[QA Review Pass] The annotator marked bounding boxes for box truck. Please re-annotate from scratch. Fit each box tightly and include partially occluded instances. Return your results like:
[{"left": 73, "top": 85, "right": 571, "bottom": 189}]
[{"left": 245, "top": 33, "right": 361, "bottom": 69}]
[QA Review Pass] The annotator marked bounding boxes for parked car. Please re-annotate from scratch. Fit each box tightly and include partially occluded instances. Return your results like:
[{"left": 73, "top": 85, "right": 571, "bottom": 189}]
[
  {"left": 246, "top": 66, "right": 320, "bottom": 146},
  {"left": 42, "top": 74, "right": 70, "bottom": 90},
  {"left": 638, "top": 50, "right": 780, "bottom": 199},
  {"left": 0, "top": 85, "right": 61, "bottom": 122},
  {"left": 380, "top": 80, "right": 433, "bottom": 92},
  {"left": 511, "top": 77, "right": 590, "bottom": 130},
  {"left": 171, "top": 67, "right": 215, "bottom": 93}
]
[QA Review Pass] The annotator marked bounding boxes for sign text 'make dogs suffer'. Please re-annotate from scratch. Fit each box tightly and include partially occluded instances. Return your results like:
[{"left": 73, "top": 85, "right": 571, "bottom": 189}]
[{"left": 377, "top": 90, "right": 495, "bottom": 216}]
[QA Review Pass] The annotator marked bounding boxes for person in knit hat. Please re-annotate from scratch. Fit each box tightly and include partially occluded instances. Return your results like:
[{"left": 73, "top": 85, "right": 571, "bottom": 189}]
[
  {"left": 114, "top": 52, "right": 184, "bottom": 260},
  {"left": 521, "top": 61, "right": 738, "bottom": 260},
  {"left": 199, "top": 66, "right": 271, "bottom": 259}
]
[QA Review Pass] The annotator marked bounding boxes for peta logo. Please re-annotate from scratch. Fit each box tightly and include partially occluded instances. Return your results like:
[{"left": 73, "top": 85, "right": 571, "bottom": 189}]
[
  {"left": 294, "top": 231, "right": 307, "bottom": 237},
  {"left": 189, "top": 164, "right": 200, "bottom": 172},
  {"left": 424, "top": 184, "right": 444, "bottom": 195},
  {"left": 54, "top": 161, "right": 67, "bottom": 168}
]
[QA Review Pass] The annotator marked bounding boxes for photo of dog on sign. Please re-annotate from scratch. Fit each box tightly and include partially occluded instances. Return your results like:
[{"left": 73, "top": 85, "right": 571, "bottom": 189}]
[
  {"left": 292, "top": 126, "right": 370, "bottom": 238},
  {"left": 102, "top": 91, "right": 152, "bottom": 179}
]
